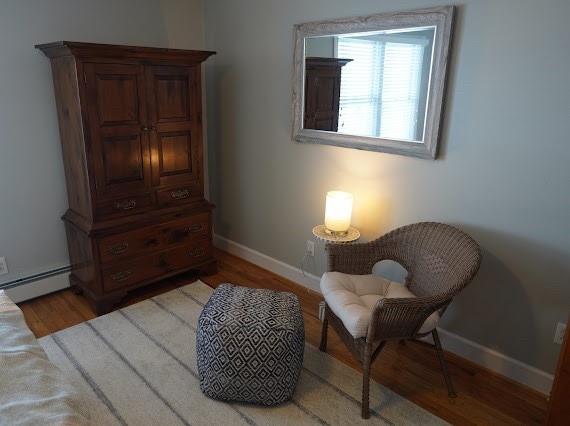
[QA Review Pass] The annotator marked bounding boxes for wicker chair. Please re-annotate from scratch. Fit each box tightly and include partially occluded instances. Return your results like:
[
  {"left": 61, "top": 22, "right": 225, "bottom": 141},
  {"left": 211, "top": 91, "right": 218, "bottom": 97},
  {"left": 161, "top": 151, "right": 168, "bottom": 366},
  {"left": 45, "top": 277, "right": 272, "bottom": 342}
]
[{"left": 319, "top": 222, "right": 482, "bottom": 419}]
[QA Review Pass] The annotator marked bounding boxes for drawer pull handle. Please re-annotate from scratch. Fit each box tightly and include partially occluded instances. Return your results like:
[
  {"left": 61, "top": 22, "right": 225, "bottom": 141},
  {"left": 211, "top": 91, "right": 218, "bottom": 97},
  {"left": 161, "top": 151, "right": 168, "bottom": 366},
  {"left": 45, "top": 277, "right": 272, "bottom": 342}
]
[
  {"left": 171, "top": 189, "right": 189, "bottom": 200},
  {"left": 114, "top": 199, "right": 136, "bottom": 210},
  {"left": 189, "top": 248, "right": 205, "bottom": 258},
  {"left": 111, "top": 270, "right": 131, "bottom": 282},
  {"left": 107, "top": 242, "right": 129, "bottom": 255},
  {"left": 188, "top": 223, "right": 205, "bottom": 233}
]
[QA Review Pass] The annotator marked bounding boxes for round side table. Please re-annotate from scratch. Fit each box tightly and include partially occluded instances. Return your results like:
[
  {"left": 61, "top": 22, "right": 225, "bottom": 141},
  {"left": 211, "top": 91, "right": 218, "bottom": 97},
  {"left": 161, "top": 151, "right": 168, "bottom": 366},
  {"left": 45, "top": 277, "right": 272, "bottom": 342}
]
[{"left": 312, "top": 225, "right": 360, "bottom": 243}]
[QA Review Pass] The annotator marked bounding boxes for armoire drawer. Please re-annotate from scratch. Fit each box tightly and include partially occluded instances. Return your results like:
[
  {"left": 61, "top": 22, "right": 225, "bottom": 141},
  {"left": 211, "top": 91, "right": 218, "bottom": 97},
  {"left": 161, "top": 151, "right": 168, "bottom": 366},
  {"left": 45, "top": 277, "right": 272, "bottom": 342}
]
[
  {"left": 97, "top": 212, "right": 211, "bottom": 264},
  {"left": 101, "top": 239, "right": 212, "bottom": 292},
  {"left": 95, "top": 194, "right": 153, "bottom": 218},
  {"left": 156, "top": 182, "right": 202, "bottom": 207}
]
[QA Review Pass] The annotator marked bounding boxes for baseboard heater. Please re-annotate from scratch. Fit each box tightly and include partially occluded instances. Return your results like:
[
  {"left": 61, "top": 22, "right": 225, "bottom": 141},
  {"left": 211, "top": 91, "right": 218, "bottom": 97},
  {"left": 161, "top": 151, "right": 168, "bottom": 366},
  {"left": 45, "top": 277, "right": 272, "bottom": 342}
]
[{"left": 0, "top": 265, "right": 71, "bottom": 291}]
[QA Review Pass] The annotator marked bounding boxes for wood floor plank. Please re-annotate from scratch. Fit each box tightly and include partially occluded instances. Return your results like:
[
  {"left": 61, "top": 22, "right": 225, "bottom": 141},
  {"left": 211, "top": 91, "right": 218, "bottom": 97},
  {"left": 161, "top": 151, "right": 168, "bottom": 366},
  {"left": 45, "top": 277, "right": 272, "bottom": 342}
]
[
  {"left": 18, "top": 304, "right": 51, "bottom": 337},
  {"left": 17, "top": 248, "right": 548, "bottom": 424}
]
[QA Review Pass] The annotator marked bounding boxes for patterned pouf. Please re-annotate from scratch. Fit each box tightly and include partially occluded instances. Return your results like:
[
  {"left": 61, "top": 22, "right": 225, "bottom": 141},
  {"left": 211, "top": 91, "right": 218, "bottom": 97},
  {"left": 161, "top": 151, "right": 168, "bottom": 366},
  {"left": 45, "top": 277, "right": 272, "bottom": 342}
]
[{"left": 196, "top": 283, "right": 305, "bottom": 406}]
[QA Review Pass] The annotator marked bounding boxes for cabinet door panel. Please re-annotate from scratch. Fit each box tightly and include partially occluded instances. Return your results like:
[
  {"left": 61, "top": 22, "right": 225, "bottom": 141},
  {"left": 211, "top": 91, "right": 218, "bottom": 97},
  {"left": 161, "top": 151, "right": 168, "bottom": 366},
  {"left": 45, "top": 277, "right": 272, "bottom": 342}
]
[
  {"left": 102, "top": 135, "right": 145, "bottom": 184},
  {"left": 304, "top": 58, "right": 350, "bottom": 132},
  {"left": 95, "top": 75, "right": 140, "bottom": 124},
  {"left": 155, "top": 75, "right": 191, "bottom": 121},
  {"left": 85, "top": 63, "right": 151, "bottom": 198},
  {"left": 304, "top": 68, "right": 340, "bottom": 131},
  {"left": 159, "top": 131, "right": 192, "bottom": 177},
  {"left": 146, "top": 66, "right": 201, "bottom": 190}
]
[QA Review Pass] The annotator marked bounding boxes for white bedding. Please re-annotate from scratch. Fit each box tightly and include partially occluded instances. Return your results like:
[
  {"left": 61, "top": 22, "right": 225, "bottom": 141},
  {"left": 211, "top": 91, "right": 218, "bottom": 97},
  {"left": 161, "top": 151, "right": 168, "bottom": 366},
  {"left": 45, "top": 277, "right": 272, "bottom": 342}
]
[{"left": 0, "top": 290, "right": 90, "bottom": 425}]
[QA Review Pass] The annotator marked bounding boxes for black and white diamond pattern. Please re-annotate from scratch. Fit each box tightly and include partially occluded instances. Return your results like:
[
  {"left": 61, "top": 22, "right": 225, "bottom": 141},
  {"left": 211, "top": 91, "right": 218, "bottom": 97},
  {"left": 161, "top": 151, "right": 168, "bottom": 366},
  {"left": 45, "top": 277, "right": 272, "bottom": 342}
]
[{"left": 196, "top": 284, "right": 305, "bottom": 406}]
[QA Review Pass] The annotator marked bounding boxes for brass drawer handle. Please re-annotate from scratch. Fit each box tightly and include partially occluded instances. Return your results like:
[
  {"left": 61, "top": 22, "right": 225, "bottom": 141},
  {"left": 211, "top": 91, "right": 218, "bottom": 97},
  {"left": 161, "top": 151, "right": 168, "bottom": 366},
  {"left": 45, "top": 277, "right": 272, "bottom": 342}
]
[
  {"left": 189, "top": 248, "right": 205, "bottom": 258},
  {"left": 188, "top": 223, "right": 205, "bottom": 233},
  {"left": 107, "top": 242, "right": 129, "bottom": 255},
  {"left": 110, "top": 270, "right": 131, "bottom": 282},
  {"left": 114, "top": 199, "right": 136, "bottom": 210},
  {"left": 171, "top": 189, "right": 189, "bottom": 200}
]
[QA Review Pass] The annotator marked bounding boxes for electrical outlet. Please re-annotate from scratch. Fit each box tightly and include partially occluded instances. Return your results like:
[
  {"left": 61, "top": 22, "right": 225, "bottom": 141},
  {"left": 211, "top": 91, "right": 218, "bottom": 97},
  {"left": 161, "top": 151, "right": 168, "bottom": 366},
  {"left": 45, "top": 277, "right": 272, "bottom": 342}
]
[
  {"left": 554, "top": 322, "right": 567, "bottom": 344},
  {"left": 0, "top": 257, "right": 8, "bottom": 275},
  {"left": 306, "top": 240, "right": 315, "bottom": 257}
]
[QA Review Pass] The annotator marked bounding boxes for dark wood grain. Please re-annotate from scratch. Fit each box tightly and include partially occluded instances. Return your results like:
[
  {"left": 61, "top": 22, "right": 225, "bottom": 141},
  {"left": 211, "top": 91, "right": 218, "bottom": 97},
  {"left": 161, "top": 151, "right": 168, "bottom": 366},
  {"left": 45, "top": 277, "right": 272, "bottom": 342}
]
[
  {"left": 36, "top": 42, "right": 217, "bottom": 314},
  {"left": 304, "top": 57, "right": 351, "bottom": 131}
]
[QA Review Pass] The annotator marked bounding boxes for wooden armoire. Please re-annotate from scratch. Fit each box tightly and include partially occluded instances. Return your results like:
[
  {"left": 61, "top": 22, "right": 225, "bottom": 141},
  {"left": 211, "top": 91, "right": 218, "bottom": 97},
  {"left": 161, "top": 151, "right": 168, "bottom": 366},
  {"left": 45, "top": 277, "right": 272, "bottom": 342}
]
[
  {"left": 304, "top": 57, "right": 352, "bottom": 132},
  {"left": 36, "top": 41, "right": 217, "bottom": 314}
]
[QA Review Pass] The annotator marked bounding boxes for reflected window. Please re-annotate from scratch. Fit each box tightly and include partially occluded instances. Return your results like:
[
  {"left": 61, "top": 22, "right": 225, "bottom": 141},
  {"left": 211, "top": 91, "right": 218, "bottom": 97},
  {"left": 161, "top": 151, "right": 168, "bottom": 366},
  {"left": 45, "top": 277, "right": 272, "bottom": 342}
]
[{"left": 337, "top": 32, "right": 431, "bottom": 141}]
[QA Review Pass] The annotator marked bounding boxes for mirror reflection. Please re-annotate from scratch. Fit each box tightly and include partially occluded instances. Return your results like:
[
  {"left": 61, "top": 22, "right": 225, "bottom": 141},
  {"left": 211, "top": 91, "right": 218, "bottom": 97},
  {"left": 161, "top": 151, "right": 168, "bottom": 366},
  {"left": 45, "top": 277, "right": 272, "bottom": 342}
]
[
  {"left": 292, "top": 6, "right": 455, "bottom": 159},
  {"left": 304, "top": 27, "right": 435, "bottom": 142}
]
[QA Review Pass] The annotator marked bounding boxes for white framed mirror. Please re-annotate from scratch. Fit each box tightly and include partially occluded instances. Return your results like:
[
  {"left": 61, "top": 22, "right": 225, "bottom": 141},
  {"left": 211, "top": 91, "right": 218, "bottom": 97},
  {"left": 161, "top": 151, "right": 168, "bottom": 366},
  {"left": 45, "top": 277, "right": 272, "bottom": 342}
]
[{"left": 291, "top": 6, "right": 455, "bottom": 159}]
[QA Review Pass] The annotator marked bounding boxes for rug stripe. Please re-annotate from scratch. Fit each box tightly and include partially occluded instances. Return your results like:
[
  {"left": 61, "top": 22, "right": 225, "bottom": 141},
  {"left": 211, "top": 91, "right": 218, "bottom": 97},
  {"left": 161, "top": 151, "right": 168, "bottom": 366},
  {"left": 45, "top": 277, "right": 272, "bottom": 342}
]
[
  {"left": 176, "top": 287, "right": 207, "bottom": 307},
  {"left": 118, "top": 308, "right": 258, "bottom": 426},
  {"left": 86, "top": 321, "right": 191, "bottom": 426},
  {"left": 151, "top": 297, "right": 199, "bottom": 332},
  {"left": 49, "top": 332, "right": 128, "bottom": 425},
  {"left": 301, "top": 366, "right": 393, "bottom": 424}
]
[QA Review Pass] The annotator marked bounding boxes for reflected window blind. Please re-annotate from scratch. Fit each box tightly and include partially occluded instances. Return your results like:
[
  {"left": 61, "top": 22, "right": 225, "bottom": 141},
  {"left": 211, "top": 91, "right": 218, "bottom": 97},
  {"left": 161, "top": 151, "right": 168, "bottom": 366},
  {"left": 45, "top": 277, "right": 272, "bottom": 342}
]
[{"left": 338, "top": 37, "right": 425, "bottom": 140}]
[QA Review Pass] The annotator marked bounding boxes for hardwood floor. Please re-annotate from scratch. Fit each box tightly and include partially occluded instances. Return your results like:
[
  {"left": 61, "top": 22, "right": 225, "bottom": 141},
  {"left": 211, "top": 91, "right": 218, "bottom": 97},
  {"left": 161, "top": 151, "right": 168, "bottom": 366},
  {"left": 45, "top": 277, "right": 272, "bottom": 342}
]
[{"left": 18, "top": 248, "right": 548, "bottom": 425}]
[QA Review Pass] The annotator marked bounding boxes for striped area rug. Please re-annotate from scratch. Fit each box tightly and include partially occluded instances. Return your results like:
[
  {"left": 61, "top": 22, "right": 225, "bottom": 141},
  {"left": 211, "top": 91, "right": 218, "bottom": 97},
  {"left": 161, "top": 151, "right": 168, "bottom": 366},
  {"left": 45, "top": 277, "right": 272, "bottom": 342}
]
[{"left": 38, "top": 281, "right": 446, "bottom": 425}]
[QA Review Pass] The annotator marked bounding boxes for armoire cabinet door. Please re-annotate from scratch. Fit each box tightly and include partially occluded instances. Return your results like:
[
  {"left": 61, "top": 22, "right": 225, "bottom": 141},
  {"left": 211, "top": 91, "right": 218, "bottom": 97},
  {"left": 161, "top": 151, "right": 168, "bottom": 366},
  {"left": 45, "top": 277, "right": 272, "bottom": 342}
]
[
  {"left": 36, "top": 41, "right": 217, "bottom": 315},
  {"left": 304, "top": 67, "right": 340, "bottom": 132},
  {"left": 146, "top": 65, "right": 202, "bottom": 205},
  {"left": 304, "top": 58, "right": 351, "bottom": 132},
  {"left": 84, "top": 63, "right": 152, "bottom": 204}
]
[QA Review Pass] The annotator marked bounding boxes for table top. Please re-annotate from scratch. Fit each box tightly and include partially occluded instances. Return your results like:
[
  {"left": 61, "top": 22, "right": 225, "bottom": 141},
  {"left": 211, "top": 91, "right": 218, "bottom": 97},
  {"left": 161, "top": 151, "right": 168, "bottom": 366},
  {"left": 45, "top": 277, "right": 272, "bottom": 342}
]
[{"left": 312, "top": 225, "right": 360, "bottom": 243}]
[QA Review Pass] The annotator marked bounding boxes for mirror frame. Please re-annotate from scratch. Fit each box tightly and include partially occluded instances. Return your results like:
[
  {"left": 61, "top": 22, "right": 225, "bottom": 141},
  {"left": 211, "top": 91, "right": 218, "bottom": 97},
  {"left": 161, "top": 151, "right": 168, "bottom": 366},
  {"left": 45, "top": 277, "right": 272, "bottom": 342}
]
[{"left": 291, "top": 6, "right": 455, "bottom": 159}]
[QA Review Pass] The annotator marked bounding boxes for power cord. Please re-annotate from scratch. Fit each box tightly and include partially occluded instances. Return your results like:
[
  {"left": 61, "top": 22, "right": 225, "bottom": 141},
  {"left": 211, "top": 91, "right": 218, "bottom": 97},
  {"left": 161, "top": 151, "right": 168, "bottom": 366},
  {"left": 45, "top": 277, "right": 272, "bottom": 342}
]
[
  {"left": 300, "top": 252, "right": 326, "bottom": 320},
  {"left": 299, "top": 253, "right": 314, "bottom": 292}
]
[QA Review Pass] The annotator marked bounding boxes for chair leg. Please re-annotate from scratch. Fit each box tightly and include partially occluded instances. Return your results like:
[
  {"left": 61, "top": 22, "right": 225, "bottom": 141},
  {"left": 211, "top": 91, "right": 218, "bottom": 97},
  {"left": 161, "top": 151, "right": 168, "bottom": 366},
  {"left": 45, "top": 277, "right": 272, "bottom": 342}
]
[
  {"left": 361, "top": 345, "right": 372, "bottom": 419},
  {"left": 432, "top": 329, "right": 457, "bottom": 397},
  {"left": 319, "top": 309, "right": 328, "bottom": 352}
]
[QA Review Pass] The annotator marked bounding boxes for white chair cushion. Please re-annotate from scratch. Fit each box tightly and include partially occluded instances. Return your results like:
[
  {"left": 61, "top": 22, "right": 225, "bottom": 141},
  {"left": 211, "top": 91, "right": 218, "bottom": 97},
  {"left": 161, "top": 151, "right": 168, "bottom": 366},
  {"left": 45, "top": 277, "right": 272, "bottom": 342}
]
[{"left": 320, "top": 272, "right": 440, "bottom": 339}]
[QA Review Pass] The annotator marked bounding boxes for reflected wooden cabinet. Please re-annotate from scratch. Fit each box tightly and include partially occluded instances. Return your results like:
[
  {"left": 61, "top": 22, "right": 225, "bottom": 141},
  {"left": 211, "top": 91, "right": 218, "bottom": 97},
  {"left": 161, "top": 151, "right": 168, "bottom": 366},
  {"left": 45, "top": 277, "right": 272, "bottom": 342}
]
[
  {"left": 36, "top": 42, "right": 217, "bottom": 314},
  {"left": 304, "top": 57, "right": 352, "bottom": 132}
]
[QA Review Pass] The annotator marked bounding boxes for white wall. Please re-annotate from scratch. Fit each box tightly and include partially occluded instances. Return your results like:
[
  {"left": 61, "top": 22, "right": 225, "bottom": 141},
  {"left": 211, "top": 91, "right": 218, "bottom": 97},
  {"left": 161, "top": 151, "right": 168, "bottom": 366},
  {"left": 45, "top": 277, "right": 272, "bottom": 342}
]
[
  {"left": 203, "top": 0, "right": 570, "bottom": 378},
  {"left": 0, "top": 0, "right": 203, "bottom": 282}
]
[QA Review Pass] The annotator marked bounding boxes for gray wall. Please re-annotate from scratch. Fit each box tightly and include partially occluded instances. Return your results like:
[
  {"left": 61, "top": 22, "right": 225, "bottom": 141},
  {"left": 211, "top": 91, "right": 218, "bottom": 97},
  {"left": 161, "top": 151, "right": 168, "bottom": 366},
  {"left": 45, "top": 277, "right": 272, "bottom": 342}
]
[
  {"left": 203, "top": 0, "right": 570, "bottom": 374},
  {"left": 0, "top": 0, "right": 203, "bottom": 278}
]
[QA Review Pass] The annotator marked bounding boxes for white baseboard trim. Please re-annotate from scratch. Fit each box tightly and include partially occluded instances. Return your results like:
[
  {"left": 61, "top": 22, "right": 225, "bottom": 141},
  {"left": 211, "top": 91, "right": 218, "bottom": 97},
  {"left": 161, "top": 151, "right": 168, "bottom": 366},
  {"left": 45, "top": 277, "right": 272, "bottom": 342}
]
[
  {"left": 213, "top": 234, "right": 321, "bottom": 292},
  {"left": 436, "top": 328, "right": 553, "bottom": 395},
  {"left": 4, "top": 273, "right": 70, "bottom": 304},
  {"left": 213, "top": 233, "right": 554, "bottom": 396}
]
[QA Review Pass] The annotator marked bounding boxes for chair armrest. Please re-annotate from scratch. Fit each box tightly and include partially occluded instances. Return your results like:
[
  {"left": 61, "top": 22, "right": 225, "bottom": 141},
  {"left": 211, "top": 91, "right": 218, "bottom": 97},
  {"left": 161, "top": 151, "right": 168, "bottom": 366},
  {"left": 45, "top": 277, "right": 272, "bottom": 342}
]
[{"left": 367, "top": 295, "right": 449, "bottom": 341}]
